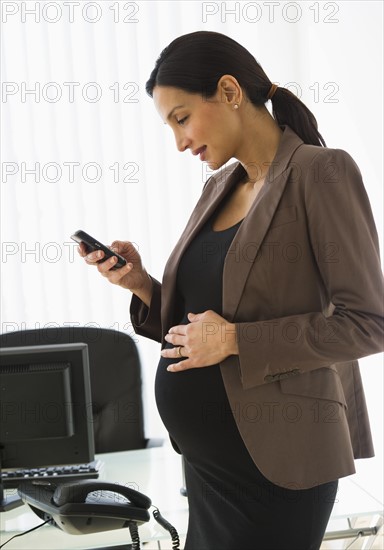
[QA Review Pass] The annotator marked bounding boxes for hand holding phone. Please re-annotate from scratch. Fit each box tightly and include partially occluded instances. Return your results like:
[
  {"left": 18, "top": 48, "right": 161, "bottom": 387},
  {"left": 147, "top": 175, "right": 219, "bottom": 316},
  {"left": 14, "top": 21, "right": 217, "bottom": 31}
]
[
  {"left": 72, "top": 230, "right": 153, "bottom": 306},
  {"left": 71, "top": 230, "right": 127, "bottom": 270}
]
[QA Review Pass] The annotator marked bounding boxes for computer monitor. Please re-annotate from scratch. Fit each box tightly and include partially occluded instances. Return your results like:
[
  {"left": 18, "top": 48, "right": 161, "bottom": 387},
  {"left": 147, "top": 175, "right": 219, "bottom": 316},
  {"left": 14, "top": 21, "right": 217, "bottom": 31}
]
[{"left": 0, "top": 343, "right": 95, "bottom": 510}]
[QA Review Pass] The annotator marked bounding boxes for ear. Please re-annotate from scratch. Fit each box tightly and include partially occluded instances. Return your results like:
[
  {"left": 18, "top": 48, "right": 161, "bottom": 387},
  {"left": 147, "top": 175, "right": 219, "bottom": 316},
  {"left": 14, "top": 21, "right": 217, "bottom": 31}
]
[{"left": 216, "top": 75, "right": 243, "bottom": 107}]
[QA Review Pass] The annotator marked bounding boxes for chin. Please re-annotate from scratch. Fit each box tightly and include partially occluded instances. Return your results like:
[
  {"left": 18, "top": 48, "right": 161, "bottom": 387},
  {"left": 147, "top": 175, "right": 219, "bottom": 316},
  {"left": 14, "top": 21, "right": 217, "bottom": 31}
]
[{"left": 206, "top": 157, "right": 227, "bottom": 172}]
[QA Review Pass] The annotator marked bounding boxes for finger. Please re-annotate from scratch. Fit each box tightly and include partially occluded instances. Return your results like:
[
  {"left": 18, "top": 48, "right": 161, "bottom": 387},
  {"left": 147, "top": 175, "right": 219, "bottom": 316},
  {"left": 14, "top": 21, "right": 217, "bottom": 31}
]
[
  {"left": 111, "top": 240, "right": 136, "bottom": 255},
  {"left": 168, "top": 324, "right": 188, "bottom": 336},
  {"left": 167, "top": 359, "right": 193, "bottom": 372},
  {"left": 101, "top": 261, "right": 133, "bottom": 281},
  {"left": 187, "top": 312, "right": 198, "bottom": 322},
  {"left": 188, "top": 310, "right": 214, "bottom": 322},
  {"left": 164, "top": 333, "right": 187, "bottom": 346},
  {"left": 160, "top": 346, "right": 187, "bottom": 359},
  {"left": 110, "top": 240, "right": 123, "bottom": 250},
  {"left": 160, "top": 348, "right": 176, "bottom": 358},
  {"left": 109, "top": 244, "right": 119, "bottom": 253},
  {"left": 84, "top": 250, "right": 105, "bottom": 264},
  {"left": 77, "top": 243, "right": 88, "bottom": 257},
  {"left": 98, "top": 257, "right": 133, "bottom": 277},
  {"left": 97, "top": 255, "right": 118, "bottom": 273}
]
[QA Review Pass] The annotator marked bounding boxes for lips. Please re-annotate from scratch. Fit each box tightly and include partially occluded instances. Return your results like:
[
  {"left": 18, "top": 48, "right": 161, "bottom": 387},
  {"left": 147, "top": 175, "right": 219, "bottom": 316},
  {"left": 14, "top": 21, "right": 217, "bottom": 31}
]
[
  {"left": 192, "top": 146, "right": 207, "bottom": 161},
  {"left": 192, "top": 146, "right": 206, "bottom": 156}
]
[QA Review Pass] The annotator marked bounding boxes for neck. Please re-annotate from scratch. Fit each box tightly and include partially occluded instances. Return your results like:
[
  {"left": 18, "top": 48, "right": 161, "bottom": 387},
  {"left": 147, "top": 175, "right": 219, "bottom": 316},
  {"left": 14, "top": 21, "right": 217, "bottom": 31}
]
[{"left": 235, "top": 105, "right": 283, "bottom": 185}]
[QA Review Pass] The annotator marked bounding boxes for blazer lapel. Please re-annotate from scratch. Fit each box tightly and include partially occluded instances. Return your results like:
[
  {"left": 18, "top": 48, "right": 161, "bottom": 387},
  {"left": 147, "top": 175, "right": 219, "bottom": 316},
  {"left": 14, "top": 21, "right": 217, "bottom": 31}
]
[
  {"left": 223, "top": 126, "right": 304, "bottom": 320},
  {"left": 161, "top": 162, "right": 245, "bottom": 332},
  {"left": 222, "top": 168, "right": 292, "bottom": 320}
]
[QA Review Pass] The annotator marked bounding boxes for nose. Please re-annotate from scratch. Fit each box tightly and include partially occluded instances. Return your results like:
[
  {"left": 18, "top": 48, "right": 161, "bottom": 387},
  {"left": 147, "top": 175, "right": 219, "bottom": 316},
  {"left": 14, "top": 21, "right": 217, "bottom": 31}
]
[{"left": 175, "top": 132, "right": 191, "bottom": 153}]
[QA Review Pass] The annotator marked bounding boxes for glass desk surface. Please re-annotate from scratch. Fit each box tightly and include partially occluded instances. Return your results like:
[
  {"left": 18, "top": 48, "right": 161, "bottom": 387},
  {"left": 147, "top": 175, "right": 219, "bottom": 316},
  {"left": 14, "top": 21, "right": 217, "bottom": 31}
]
[{"left": 1, "top": 445, "right": 382, "bottom": 549}]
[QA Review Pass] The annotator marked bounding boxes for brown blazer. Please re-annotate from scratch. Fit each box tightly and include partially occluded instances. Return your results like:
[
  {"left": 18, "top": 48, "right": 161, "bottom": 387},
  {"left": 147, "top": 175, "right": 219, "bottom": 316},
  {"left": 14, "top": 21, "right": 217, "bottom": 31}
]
[{"left": 131, "top": 125, "right": 384, "bottom": 489}]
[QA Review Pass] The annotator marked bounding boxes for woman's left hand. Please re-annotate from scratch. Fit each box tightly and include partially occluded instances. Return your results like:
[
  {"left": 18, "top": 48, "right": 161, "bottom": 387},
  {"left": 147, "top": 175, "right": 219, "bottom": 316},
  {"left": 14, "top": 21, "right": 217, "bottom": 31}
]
[{"left": 161, "top": 310, "right": 238, "bottom": 372}]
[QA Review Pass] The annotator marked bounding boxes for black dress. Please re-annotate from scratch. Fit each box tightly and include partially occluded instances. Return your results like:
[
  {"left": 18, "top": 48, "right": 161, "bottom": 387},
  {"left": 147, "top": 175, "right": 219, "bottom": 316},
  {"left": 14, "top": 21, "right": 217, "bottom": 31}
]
[{"left": 155, "top": 218, "right": 337, "bottom": 550}]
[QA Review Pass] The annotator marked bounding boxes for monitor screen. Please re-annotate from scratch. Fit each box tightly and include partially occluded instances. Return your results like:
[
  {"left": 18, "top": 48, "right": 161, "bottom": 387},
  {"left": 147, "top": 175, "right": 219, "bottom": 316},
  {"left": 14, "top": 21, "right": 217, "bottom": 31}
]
[{"left": 0, "top": 343, "right": 94, "bottom": 474}]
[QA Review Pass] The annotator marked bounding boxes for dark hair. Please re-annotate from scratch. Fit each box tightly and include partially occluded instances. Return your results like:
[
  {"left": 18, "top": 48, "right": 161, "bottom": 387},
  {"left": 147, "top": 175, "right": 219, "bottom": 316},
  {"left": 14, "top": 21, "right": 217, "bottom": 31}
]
[{"left": 146, "top": 31, "right": 326, "bottom": 147}]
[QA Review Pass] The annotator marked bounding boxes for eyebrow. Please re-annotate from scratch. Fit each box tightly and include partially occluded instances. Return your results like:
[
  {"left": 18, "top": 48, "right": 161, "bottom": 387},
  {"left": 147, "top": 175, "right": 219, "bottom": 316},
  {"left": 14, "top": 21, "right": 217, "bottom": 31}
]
[{"left": 165, "top": 105, "right": 185, "bottom": 122}]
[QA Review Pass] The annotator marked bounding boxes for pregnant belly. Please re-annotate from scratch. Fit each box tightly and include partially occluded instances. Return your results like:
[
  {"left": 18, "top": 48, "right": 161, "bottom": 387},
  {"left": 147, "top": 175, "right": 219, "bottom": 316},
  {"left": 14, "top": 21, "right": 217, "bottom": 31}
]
[{"left": 154, "top": 343, "right": 229, "bottom": 455}]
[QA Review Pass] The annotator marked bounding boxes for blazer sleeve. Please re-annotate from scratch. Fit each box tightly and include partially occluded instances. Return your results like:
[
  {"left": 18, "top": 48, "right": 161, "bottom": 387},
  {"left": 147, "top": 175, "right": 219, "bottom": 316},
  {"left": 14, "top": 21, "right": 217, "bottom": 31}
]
[
  {"left": 234, "top": 147, "right": 384, "bottom": 390},
  {"left": 130, "top": 275, "right": 162, "bottom": 343}
]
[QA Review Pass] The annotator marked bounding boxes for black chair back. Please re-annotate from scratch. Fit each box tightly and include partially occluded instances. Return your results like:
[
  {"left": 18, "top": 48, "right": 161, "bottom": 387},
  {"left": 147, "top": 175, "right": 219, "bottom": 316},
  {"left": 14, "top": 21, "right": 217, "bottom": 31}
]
[{"left": 0, "top": 327, "right": 146, "bottom": 453}]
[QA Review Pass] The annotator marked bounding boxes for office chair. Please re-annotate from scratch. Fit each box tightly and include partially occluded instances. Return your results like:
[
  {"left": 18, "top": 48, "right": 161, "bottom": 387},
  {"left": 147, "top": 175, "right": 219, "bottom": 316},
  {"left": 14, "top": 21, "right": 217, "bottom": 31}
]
[{"left": 0, "top": 327, "right": 161, "bottom": 453}]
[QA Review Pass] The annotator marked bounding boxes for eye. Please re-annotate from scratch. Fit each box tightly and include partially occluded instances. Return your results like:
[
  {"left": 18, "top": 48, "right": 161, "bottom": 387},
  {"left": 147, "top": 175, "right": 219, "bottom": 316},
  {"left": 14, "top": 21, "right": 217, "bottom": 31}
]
[{"left": 176, "top": 116, "right": 189, "bottom": 126}]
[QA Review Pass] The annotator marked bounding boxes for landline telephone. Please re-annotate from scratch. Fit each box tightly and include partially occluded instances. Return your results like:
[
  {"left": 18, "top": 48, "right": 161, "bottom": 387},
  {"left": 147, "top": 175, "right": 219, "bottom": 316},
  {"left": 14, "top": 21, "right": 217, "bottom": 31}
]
[{"left": 17, "top": 479, "right": 179, "bottom": 549}]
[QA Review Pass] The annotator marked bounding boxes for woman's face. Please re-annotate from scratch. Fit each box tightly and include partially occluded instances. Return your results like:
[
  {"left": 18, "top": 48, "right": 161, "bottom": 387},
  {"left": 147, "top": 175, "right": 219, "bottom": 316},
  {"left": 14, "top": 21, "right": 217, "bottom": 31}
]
[{"left": 153, "top": 85, "right": 242, "bottom": 171}]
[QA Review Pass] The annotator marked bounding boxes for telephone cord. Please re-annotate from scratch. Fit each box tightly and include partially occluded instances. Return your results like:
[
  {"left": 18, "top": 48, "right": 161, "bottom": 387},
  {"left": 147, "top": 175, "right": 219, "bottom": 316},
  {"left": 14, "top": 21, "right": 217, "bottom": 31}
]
[{"left": 152, "top": 506, "right": 180, "bottom": 549}]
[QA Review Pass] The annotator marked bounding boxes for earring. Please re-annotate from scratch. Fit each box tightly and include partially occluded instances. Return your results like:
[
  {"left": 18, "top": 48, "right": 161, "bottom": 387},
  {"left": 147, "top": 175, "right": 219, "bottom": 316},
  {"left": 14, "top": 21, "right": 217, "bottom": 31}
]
[{"left": 233, "top": 104, "right": 239, "bottom": 110}]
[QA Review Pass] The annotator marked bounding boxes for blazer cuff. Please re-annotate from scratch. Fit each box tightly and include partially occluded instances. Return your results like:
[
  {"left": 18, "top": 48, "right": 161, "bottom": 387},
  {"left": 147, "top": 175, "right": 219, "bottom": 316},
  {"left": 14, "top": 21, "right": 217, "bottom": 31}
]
[{"left": 130, "top": 276, "right": 162, "bottom": 343}]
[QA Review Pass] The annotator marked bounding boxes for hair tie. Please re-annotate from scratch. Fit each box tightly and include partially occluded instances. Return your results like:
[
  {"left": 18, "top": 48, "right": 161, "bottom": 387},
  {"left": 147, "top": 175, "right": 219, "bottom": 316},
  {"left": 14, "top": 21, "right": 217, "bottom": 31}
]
[{"left": 267, "top": 83, "right": 278, "bottom": 100}]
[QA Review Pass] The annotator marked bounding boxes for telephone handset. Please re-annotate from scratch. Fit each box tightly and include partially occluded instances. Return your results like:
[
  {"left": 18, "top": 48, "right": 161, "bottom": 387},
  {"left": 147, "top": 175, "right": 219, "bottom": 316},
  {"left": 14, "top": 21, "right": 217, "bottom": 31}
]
[
  {"left": 52, "top": 480, "right": 151, "bottom": 509},
  {"left": 18, "top": 479, "right": 151, "bottom": 534},
  {"left": 18, "top": 479, "right": 180, "bottom": 549}
]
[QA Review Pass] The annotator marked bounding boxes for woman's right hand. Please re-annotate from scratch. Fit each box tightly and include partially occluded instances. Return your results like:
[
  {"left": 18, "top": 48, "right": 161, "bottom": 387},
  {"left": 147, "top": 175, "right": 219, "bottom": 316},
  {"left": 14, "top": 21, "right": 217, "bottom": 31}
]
[{"left": 77, "top": 240, "right": 153, "bottom": 306}]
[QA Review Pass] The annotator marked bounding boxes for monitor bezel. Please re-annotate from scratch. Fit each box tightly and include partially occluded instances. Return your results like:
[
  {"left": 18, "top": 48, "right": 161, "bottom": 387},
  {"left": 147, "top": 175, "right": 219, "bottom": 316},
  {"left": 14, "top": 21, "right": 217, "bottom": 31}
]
[{"left": 0, "top": 343, "right": 95, "bottom": 471}]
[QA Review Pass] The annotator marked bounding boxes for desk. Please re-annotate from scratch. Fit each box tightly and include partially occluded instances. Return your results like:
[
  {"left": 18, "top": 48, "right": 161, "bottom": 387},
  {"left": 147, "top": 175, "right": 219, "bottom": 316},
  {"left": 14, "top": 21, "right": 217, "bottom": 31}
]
[
  {"left": 1, "top": 445, "right": 383, "bottom": 549},
  {"left": 1, "top": 445, "right": 188, "bottom": 549}
]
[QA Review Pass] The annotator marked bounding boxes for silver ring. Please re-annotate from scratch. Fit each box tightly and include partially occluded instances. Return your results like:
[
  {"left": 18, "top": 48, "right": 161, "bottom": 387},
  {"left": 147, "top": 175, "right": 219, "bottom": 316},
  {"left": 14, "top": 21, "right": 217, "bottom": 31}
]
[{"left": 176, "top": 346, "right": 183, "bottom": 357}]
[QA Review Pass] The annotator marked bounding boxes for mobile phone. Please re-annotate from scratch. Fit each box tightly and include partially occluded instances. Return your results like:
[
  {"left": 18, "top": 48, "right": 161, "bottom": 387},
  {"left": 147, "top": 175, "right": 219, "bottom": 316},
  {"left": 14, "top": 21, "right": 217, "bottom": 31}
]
[{"left": 71, "top": 230, "right": 127, "bottom": 270}]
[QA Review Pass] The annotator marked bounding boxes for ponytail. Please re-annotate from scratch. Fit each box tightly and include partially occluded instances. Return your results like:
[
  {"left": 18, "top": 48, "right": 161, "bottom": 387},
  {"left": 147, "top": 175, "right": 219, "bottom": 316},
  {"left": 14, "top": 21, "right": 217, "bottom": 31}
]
[
  {"left": 270, "top": 86, "right": 326, "bottom": 146},
  {"left": 147, "top": 31, "right": 326, "bottom": 147}
]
